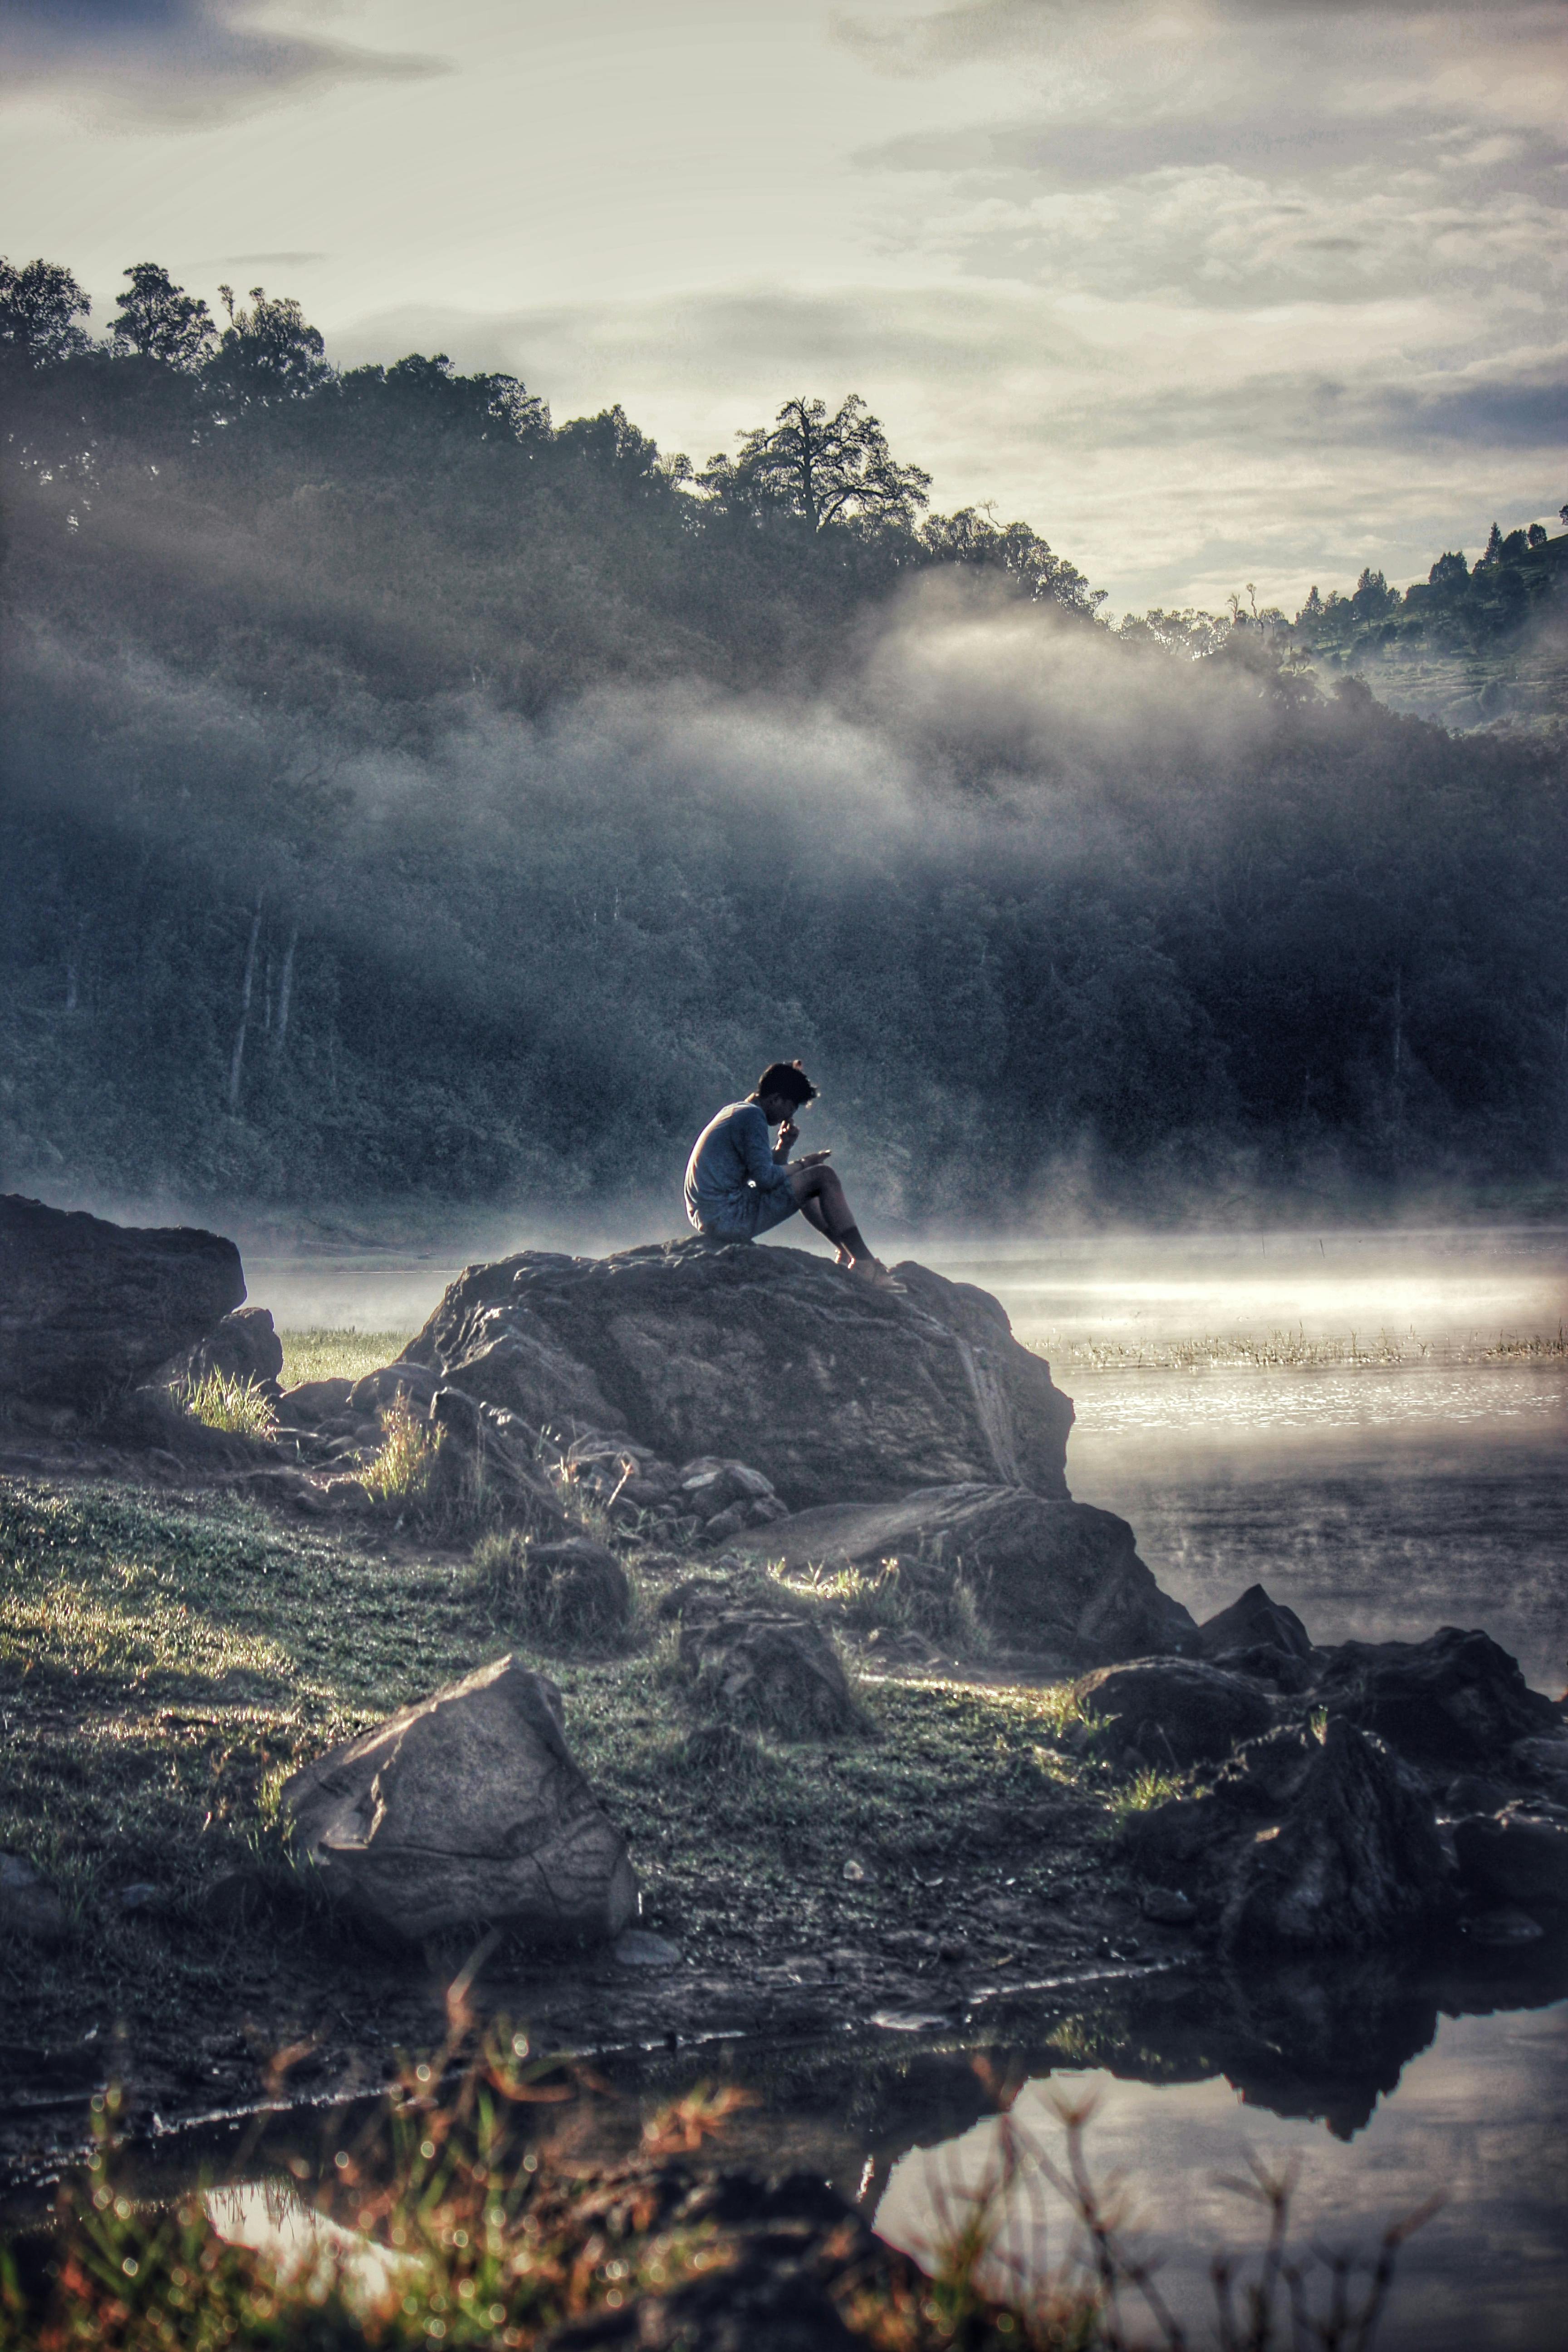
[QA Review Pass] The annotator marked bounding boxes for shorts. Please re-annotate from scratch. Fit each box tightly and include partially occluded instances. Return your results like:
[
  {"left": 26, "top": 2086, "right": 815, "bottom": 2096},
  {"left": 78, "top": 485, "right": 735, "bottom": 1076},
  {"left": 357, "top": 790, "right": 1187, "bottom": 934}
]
[{"left": 692, "top": 1181, "right": 800, "bottom": 1242}]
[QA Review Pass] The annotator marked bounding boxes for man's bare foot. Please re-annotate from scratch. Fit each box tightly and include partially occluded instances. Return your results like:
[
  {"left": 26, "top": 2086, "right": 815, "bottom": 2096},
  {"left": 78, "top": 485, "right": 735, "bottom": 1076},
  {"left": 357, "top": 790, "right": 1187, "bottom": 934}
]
[
  {"left": 844, "top": 1255, "right": 905, "bottom": 1292},
  {"left": 834, "top": 1245, "right": 853, "bottom": 1269}
]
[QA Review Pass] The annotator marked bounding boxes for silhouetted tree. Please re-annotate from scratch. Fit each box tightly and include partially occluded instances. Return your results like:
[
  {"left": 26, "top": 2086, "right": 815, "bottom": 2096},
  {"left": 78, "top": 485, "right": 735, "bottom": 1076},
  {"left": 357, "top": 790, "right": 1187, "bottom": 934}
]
[
  {"left": 701, "top": 394, "right": 931, "bottom": 531},
  {"left": 0, "top": 255, "right": 91, "bottom": 363},
  {"left": 110, "top": 263, "right": 215, "bottom": 368}
]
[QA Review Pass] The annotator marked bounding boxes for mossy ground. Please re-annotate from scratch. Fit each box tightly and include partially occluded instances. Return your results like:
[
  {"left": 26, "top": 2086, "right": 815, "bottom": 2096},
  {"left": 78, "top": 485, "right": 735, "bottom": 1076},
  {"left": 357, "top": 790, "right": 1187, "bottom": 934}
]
[{"left": 0, "top": 1453, "right": 1160, "bottom": 2173}]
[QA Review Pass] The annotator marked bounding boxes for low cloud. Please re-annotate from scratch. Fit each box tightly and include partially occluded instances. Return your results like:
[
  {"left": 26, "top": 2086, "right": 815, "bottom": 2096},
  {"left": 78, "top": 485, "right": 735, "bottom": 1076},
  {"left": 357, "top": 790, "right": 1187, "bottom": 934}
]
[{"left": 0, "top": 0, "right": 446, "bottom": 123}]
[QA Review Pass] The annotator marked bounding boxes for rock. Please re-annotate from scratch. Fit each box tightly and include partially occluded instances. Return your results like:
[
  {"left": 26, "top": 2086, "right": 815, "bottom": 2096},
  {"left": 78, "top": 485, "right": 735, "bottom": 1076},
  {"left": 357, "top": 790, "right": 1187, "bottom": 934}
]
[
  {"left": 347, "top": 1362, "right": 444, "bottom": 1416},
  {"left": 1446, "top": 1771, "right": 1512, "bottom": 1815},
  {"left": 1140, "top": 1886, "right": 1198, "bottom": 1926},
  {"left": 678, "top": 1457, "right": 790, "bottom": 1540},
  {"left": 116, "top": 1882, "right": 162, "bottom": 1913},
  {"left": 732, "top": 1484, "right": 1194, "bottom": 1663},
  {"left": 679, "top": 1721, "right": 765, "bottom": 1776},
  {"left": 1073, "top": 1657, "right": 1273, "bottom": 1767},
  {"left": 0, "top": 1853, "right": 67, "bottom": 1945},
  {"left": 1510, "top": 1733, "right": 1568, "bottom": 1801},
  {"left": 282, "top": 1656, "right": 637, "bottom": 1947},
  {"left": 677, "top": 1607, "right": 868, "bottom": 1741},
  {"left": 1315, "top": 1626, "right": 1555, "bottom": 1768},
  {"left": 1207, "top": 1643, "right": 1313, "bottom": 1695},
  {"left": 1196, "top": 1583, "right": 1313, "bottom": 1665},
  {"left": 1453, "top": 1811, "right": 1568, "bottom": 1911},
  {"left": 425, "top": 1387, "right": 568, "bottom": 1532},
  {"left": 1220, "top": 1719, "right": 1451, "bottom": 1953},
  {"left": 612, "top": 1929, "right": 683, "bottom": 1970},
  {"left": 516, "top": 1537, "right": 632, "bottom": 1638},
  {"left": 275, "top": 1376, "right": 354, "bottom": 1427},
  {"left": 175, "top": 1305, "right": 284, "bottom": 1396},
  {"left": 0, "top": 1193, "right": 245, "bottom": 1406},
  {"left": 396, "top": 1239, "right": 1075, "bottom": 1511},
  {"left": 1463, "top": 1906, "right": 1545, "bottom": 1946}
]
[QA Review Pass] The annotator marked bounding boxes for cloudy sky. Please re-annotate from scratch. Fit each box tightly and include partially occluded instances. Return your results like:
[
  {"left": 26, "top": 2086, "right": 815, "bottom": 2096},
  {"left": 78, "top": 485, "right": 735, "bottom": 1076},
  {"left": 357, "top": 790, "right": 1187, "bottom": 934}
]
[{"left": 3, "top": 0, "right": 1563, "bottom": 612}]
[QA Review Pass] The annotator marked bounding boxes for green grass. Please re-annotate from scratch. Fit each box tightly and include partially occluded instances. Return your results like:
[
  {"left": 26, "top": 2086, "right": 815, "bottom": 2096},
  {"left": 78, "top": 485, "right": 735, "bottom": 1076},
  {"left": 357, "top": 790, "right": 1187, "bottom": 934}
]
[
  {"left": 181, "top": 1369, "right": 279, "bottom": 1441},
  {"left": 275, "top": 1328, "right": 413, "bottom": 1389},
  {"left": 1039, "top": 1322, "right": 1568, "bottom": 1372},
  {"left": 359, "top": 1396, "right": 443, "bottom": 1503},
  {"left": 0, "top": 1473, "right": 1102, "bottom": 2035},
  {"left": 770, "top": 1558, "right": 992, "bottom": 1659}
]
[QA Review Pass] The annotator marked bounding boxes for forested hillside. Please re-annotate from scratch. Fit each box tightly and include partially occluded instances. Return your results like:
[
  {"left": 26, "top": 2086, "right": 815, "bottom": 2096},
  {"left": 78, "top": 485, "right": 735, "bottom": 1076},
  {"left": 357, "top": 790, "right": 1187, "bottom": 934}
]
[{"left": 3, "top": 257, "right": 1566, "bottom": 1224}]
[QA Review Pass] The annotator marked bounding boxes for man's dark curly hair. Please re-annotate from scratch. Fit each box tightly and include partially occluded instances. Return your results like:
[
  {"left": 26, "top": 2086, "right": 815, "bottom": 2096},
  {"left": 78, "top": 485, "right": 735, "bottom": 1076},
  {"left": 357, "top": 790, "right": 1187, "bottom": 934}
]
[{"left": 755, "top": 1060, "right": 818, "bottom": 1107}]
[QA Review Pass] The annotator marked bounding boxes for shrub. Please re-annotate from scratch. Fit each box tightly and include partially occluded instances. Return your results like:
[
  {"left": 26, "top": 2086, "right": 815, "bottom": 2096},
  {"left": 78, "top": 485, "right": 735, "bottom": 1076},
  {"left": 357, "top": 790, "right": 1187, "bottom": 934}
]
[
  {"left": 360, "top": 1394, "right": 442, "bottom": 1502},
  {"left": 470, "top": 1530, "right": 633, "bottom": 1645}
]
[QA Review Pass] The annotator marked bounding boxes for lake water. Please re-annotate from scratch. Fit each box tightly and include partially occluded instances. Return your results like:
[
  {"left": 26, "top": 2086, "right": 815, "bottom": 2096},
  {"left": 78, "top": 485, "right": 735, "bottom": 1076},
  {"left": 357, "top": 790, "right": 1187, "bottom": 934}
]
[{"left": 233, "top": 1220, "right": 1568, "bottom": 2342}]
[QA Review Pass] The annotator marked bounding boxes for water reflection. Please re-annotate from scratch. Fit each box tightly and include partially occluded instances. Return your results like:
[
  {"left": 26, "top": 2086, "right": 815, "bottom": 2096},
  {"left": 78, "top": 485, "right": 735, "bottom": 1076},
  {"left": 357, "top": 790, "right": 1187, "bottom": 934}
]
[{"left": 874, "top": 1954, "right": 1568, "bottom": 2352}]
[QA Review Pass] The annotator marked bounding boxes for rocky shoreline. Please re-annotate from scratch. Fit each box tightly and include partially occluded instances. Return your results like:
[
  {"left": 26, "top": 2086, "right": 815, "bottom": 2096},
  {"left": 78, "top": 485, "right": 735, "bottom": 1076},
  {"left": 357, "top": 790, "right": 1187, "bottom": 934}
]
[{"left": 2, "top": 1192, "right": 1566, "bottom": 2196}]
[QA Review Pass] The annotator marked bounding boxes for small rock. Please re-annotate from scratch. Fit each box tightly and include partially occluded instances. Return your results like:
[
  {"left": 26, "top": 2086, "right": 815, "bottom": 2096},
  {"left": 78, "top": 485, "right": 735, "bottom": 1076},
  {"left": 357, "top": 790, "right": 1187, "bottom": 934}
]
[
  {"left": 514, "top": 1538, "right": 632, "bottom": 1640},
  {"left": 117, "top": 1883, "right": 162, "bottom": 1913},
  {"left": 175, "top": 1304, "right": 284, "bottom": 1396},
  {"left": 612, "top": 1930, "right": 683, "bottom": 1971},
  {"left": 275, "top": 1376, "right": 355, "bottom": 1427},
  {"left": 1140, "top": 1886, "right": 1198, "bottom": 1926},
  {"left": 0, "top": 1853, "right": 67, "bottom": 1945},
  {"left": 1463, "top": 1906, "right": 1545, "bottom": 1946},
  {"left": 1196, "top": 1583, "right": 1314, "bottom": 1664},
  {"left": 1073, "top": 1657, "right": 1273, "bottom": 1768},
  {"left": 1453, "top": 1810, "right": 1568, "bottom": 1911},
  {"left": 842, "top": 1857, "right": 867, "bottom": 1883},
  {"left": 678, "top": 1609, "right": 868, "bottom": 1741},
  {"left": 679, "top": 1722, "right": 764, "bottom": 1776},
  {"left": 1446, "top": 1773, "right": 1512, "bottom": 1815}
]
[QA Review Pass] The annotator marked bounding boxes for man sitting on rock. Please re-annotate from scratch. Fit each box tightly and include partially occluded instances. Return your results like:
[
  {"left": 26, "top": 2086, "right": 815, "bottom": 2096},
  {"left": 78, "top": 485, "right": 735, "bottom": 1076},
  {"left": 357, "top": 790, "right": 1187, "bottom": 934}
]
[{"left": 684, "top": 1061, "right": 902, "bottom": 1289}]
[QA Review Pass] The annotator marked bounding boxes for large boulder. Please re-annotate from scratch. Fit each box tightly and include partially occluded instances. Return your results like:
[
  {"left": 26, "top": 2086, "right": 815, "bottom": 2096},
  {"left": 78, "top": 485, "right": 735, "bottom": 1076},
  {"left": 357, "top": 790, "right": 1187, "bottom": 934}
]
[
  {"left": 396, "top": 1240, "right": 1074, "bottom": 1512},
  {"left": 732, "top": 1484, "right": 1195, "bottom": 1662},
  {"left": 1220, "top": 1719, "right": 1451, "bottom": 1952},
  {"left": 281, "top": 1656, "right": 637, "bottom": 1946},
  {"left": 1074, "top": 1656, "right": 1274, "bottom": 1766},
  {"left": 1315, "top": 1627, "right": 1556, "bottom": 1768},
  {"left": 1122, "top": 1719, "right": 1453, "bottom": 1954},
  {"left": 0, "top": 1193, "right": 245, "bottom": 1406}
]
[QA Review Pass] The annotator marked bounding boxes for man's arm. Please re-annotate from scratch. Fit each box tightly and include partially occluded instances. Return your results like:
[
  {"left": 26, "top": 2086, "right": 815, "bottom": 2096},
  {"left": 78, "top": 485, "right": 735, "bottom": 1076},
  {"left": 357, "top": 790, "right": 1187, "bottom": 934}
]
[{"left": 739, "top": 1104, "right": 794, "bottom": 1192}]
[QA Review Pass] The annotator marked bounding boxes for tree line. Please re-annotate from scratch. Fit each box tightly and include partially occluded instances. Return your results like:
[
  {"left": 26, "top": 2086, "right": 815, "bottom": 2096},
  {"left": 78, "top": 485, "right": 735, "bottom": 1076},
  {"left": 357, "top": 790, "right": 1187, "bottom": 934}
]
[{"left": 2, "top": 254, "right": 1565, "bottom": 1223}]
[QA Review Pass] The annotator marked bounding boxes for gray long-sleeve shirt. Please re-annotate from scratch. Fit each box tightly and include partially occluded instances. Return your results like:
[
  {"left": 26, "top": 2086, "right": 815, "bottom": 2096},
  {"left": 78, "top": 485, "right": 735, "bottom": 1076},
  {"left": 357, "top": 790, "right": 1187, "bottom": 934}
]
[{"left": 684, "top": 1100, "right": 792, "bottom": 1232}]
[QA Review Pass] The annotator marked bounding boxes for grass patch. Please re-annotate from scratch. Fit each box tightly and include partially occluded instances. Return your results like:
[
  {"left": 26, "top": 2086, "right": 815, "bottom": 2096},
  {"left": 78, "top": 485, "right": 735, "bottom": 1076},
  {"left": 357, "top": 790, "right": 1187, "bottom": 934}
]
[
  {"left": 360, "top": 1396, "right": 443, "bottom": 1503},
  {"left": 180, "top": 1369, "right": 279, "bottom": 1441},
  {"left": 1109, "top": 1765, "right": 1186, "bottom": 1818},
  {"left": 1039, "top": 1321, "right": 1568, "bottom": 1372},
  {"left": 276, "top": 1328, "right": 413, "bottom": 1388},
  {"left": 770, "top": 1558, "right": 992, "bottom": 1659}
]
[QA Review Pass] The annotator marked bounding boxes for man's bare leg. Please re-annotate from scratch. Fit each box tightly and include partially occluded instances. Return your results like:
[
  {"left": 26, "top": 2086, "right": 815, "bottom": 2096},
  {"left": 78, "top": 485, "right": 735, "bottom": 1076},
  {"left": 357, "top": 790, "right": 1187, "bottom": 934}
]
[{"left": 787, "top": 1163, "right": 897, "bottom": 1283}]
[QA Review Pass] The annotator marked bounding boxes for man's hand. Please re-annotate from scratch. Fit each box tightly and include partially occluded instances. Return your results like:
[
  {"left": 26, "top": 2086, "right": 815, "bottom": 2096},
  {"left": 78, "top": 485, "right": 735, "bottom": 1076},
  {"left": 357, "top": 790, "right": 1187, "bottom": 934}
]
[
  {"left": 774, "top": 1118, "right": 799, "bottom": 1161},
  {"left": 796, "top": 1148, "right": 832, "bottom": 1168}
]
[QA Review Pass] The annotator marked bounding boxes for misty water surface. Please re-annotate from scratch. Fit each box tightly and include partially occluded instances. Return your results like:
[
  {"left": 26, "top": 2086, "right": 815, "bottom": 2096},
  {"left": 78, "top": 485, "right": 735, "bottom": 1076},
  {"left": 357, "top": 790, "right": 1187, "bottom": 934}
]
[{"left": 252, "top": 1220, "right": 1568, "bottom": 1687}]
